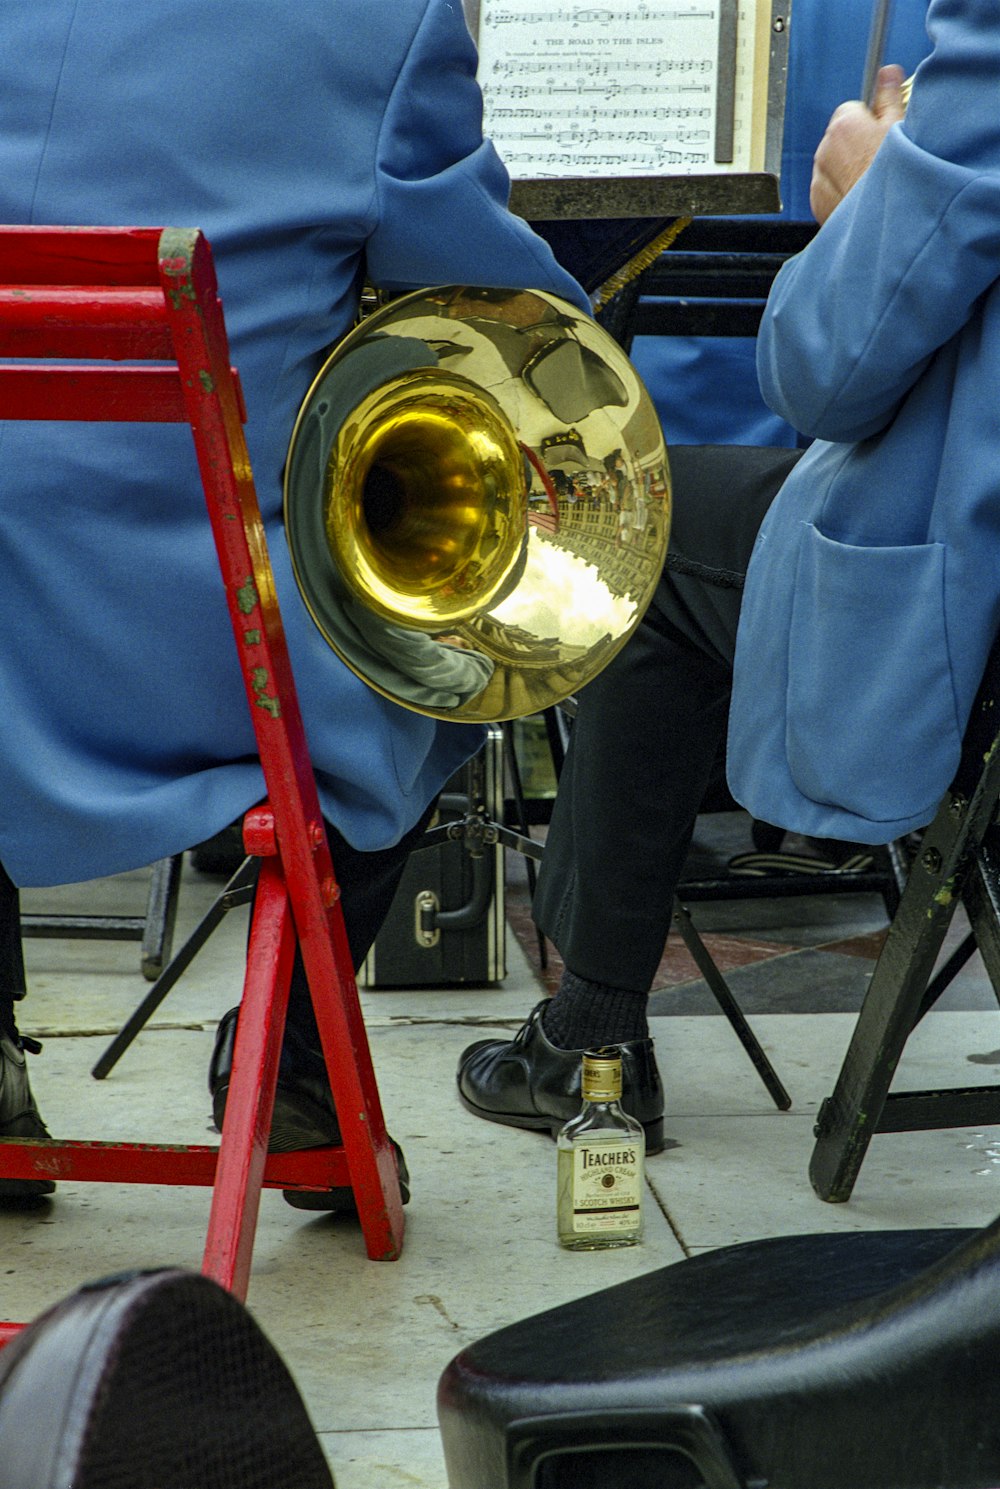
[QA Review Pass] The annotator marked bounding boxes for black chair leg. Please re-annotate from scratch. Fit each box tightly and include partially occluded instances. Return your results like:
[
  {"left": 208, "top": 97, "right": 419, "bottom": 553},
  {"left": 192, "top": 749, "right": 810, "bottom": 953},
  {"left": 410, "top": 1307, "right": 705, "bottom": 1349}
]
[
  {"left": 502, "top": 721, "right": 547, "bottom": 971},
  {"left": 91, "top": 856, "right": 257, "bottom": 1080},
  {"left": 671, "top": 898, "right": 791, "bottom": 1111},
  {"left": 20, "top": 854, "right": 184, "bottom": 983},
  {"left": 140, "top": 853, "right": 184, "bottom": 981},
  {"left": 810, "top": 672, "right": 1000, "bottom": 1202}
]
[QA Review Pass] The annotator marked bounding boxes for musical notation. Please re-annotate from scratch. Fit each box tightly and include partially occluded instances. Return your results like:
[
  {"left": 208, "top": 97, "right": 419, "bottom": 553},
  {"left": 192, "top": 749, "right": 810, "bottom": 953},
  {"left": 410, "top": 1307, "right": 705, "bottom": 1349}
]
[
  {"left": 490, "top": 56, "right": 715, "bottom": 78},
  {"left": 502, "top": 127, "right": 710, "bottom": 146},
  {"left": 473, "top": 0, "right": 775, "bottom": 182},
  {"left": 500, "top": 149, "right": 712, "bottom": 169},
  {"left": 496, "top": 81, "right": 712, "bottom": 101},
  {"left": 489, "top": 105, "right": 713, "bottom": 121},
  {"left": 482, "top": 5, "right": 715, "bottom": 23}
]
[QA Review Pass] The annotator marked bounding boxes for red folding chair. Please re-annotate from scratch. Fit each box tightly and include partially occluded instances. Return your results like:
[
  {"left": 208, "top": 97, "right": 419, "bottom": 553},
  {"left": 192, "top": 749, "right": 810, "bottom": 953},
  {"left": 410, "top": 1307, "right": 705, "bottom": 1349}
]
[{"left": 0, "top": 226, "right": 405, "bottom": 1340}]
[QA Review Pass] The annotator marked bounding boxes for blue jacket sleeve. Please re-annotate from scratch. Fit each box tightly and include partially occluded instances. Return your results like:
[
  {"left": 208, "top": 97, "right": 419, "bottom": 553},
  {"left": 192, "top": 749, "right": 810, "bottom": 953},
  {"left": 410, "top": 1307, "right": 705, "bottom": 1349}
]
[
  {"left": 364, "top": 0, "right": 590, "bottom": 313},
  {"left": 756, "top": 0, "right": 1000, "bottom": 444}
]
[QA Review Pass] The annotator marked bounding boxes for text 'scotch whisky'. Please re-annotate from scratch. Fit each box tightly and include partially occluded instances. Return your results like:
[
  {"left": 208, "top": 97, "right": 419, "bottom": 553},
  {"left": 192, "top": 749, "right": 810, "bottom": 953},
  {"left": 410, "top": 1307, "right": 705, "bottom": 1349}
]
[{"left": 557, "top": 1047, "right": 645, "bottom": 1250}]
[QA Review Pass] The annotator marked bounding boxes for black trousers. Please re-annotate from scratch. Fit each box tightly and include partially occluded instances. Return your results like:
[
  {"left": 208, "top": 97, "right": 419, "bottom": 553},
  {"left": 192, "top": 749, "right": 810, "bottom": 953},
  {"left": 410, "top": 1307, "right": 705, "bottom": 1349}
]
[
  {"left": 532, "top": 445, "right": 801, "bottom": 993},
  {"left": 0, "top": 863, "right": 25, "bottom": 1040},
  {"left": 281, "top": 802, "right": 435, "bottom": 1047},
  {"left": 0, "top": 805, "right": 433, "bottom": 1047}
]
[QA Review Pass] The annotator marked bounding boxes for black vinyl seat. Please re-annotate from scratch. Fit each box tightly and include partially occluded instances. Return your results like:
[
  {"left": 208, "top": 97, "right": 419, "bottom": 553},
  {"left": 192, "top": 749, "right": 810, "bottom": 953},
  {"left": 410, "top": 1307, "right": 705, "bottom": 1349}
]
[
  {"left": 0, "top": 1268, "right": 333, "bottom": 1489},
  {"left": 438, "top": 1220, "right": 996, "bottom": 1489}
]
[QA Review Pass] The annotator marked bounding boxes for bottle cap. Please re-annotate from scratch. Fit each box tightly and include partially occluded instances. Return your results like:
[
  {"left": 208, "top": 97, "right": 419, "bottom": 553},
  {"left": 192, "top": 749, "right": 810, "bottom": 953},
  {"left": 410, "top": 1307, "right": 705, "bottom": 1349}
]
[{"left": 581, "top": 1047, "right": 623, "bottom": 1102}]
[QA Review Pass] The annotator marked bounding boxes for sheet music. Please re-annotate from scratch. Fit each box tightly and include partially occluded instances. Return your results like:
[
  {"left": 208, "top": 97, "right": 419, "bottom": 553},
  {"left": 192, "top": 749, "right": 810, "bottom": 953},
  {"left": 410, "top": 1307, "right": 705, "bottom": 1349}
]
[{"left": 476, "top": 1, "right": 768, "bottom": 180}]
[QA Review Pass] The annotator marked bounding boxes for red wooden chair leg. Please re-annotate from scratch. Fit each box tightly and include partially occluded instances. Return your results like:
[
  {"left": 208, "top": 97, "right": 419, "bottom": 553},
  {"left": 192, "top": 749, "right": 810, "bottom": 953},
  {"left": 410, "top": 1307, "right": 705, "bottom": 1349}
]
[
  {"left": 202, "top": 856, "right": 295, "bottom": 1298},
  {"left": 293, "top": 879, "right": 405, "bottom": 1263},
  {"left": 203, "top": 841, "right": 405, "bottom": 1287}
]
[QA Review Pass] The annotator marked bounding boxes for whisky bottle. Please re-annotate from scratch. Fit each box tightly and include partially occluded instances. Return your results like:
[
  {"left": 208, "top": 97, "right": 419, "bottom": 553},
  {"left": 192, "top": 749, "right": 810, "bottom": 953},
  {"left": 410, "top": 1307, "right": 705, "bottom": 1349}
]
[{"left": 557, "top": 1047, "right": 644, "bottom": 1250}]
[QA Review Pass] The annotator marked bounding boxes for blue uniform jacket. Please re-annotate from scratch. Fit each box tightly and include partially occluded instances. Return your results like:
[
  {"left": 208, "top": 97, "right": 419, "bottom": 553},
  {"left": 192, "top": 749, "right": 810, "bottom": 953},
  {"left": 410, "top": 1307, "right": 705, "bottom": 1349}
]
[
  {"left": 728, "top": 0, "right": 1000, "bottom": 843},
  {"left": 0, "top": 0, "right": 587, "bottom": 886}
]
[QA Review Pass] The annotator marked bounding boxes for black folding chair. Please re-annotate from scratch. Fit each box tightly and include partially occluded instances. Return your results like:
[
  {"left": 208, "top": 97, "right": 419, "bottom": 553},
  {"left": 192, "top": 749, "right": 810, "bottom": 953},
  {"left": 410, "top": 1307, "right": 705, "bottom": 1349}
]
[
  {"left": 20, "top": 854, "right": 183, "bottom": 982},
  {"left": 810, "top": 629, "right": 1000, "bottom": 1201}
]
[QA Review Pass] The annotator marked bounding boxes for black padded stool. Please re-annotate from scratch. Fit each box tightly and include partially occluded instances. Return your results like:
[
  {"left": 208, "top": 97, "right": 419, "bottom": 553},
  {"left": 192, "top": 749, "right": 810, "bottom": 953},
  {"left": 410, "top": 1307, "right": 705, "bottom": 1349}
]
[
  {"left": 438, "top": 1221, "right": 1000, "bottom": 1489},
  {"left": 0, "top": 1268, "right": 333, "bottom": 1488}
]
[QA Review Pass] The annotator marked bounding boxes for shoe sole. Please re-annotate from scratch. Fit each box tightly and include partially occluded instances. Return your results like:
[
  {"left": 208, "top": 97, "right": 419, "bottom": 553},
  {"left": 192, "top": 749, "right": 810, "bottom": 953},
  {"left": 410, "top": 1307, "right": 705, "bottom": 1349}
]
[
  {"left": 0, "top": 1130, "right": 57, "bottom": 1202},
  {"left": 282, "top": 1141, "right": 411, "bottom": 1214},
  {"left": 213, "top": 1084, "right": 410, "bottom": 1214},
  {"left": 457, "top": 1088, "right": 666, "bottom": 1156},
  {"left": 0, "top": 1178, "right": 55, "bottom": 1203}
]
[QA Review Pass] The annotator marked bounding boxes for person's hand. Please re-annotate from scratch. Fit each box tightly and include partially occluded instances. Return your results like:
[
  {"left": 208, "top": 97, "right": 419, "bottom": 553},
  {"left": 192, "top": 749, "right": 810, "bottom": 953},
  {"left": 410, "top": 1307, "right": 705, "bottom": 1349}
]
[{"left": 809, "top": 64, "right": 906, "bottom": 225}]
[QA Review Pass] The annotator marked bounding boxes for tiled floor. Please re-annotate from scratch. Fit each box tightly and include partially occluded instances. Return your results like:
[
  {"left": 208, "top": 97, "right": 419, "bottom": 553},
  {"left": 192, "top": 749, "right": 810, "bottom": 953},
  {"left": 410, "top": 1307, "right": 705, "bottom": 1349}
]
[{"left": 4, "top": 812, "right": 1000, "bottom": 1486}]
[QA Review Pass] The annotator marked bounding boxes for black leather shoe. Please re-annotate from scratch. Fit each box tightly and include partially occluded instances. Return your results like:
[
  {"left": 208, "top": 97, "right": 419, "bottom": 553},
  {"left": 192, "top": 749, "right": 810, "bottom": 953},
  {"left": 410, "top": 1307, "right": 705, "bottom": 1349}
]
[
  {"left": 209, "top": 1007, "right": 410, "bottom": 1214},
  {"left": 457, "top": 1001, "right": 666, "bottom": 1154},
  {"left": 0, "top": 1032, "right": 55, "bottom": 1202}
]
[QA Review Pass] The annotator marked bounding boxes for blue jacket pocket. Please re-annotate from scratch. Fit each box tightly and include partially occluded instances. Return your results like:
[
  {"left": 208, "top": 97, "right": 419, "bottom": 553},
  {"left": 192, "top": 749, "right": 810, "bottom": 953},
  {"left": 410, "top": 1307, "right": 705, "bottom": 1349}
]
[{"left": 786, "top": 524, "right": 962, "bottom": 826}]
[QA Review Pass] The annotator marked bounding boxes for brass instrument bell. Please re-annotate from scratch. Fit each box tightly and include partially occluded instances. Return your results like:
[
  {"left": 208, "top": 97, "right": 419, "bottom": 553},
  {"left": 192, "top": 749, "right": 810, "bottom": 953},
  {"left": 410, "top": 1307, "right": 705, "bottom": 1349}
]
[{"left": 284, "top": 285, "right": 670, "bottom": 722}]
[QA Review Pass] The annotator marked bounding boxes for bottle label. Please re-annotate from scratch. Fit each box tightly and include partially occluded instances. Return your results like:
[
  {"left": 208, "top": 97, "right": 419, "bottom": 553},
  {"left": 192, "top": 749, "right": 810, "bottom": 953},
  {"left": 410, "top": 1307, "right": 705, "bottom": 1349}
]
[{"left": 568, "top": 1143, "right": 642, "bottom": 1234}]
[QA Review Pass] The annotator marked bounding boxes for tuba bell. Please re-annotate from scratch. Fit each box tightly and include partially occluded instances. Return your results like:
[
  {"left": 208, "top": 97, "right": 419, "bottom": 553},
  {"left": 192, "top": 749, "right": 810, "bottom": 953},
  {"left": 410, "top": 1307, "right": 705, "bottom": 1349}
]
[{"left": 284, "top": 285, "right": 670, "bottom": 723}]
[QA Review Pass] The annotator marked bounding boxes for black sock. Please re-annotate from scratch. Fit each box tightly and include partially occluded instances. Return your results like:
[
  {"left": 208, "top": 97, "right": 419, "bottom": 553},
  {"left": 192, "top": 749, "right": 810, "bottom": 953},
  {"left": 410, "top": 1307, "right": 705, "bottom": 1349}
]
[{"left": 540, "top": 968, "right": 649, "bottom": 1050}]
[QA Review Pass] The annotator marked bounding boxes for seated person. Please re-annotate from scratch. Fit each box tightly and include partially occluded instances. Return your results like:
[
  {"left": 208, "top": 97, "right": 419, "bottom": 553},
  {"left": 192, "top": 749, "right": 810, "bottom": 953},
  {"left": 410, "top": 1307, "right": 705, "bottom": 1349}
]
[
  {"left": 0, "top": 0, "right": 588, "bottom": 1207},
  {"left": 460, "top": 0, "right": 1000, "bottom": 1148}
]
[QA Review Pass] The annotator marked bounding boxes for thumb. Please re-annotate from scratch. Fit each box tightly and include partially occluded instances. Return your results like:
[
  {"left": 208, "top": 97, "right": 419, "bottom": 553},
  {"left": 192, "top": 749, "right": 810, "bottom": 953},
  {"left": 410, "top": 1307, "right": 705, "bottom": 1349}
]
[{"left": 871, "top": 63, "right": 907, "bottom": 121}]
